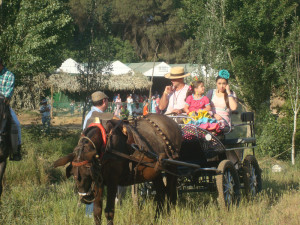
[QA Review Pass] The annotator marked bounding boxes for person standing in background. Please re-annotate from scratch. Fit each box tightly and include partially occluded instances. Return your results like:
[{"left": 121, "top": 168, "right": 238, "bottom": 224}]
[
  {"left": 114, "top": 94, "right": 122, "bottom": 117},
  {"left": 39, "top": 99, "right": 51, "bottom": 134},
  {"left": 126, "top": 94, "right": 133, "bottom": 116}
]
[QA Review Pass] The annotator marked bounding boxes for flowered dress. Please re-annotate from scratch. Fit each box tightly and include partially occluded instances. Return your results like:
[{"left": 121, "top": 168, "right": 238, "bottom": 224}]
[
  {"left": 183, "top": 94, "right": 220, "bottom": 132},
  {"left": 185, "top": 94, "right": 210, "bottom": 112}
]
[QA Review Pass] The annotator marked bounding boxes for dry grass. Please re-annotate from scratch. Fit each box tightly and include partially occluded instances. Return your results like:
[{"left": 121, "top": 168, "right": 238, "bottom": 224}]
[{"left": 0, "top": 127, "right": 299, "bottom": 225}]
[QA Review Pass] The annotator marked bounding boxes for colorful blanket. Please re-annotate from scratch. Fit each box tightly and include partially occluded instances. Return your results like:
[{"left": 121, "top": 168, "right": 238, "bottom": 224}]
[{"left": 183, "top": 110, "right": 221, "bottom": 133}]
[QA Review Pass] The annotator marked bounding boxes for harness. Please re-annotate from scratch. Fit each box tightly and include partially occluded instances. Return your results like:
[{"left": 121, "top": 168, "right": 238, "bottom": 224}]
[
  {"left": 72, "top": 116, "right": 180, "bottom": 187},
  {"left": 72, "top": 122, "right": 107, "bottom": 167}
]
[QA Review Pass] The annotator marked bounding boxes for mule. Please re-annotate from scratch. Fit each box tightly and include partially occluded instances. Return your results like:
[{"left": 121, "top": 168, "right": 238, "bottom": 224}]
[
  {"left": 54, "top": 114, "right": 182, "bottom": 225},
  {"left": 0, "top": 95, "right": 11, "bottom": 198}
]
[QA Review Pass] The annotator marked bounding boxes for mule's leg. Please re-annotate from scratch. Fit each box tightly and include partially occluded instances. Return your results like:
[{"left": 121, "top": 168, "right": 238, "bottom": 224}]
[
  {"left": 105, "top": 183, "right": 118, "bottom": 225},
  {"left": 166, "top": 167, "right": 178, "bottom": 206},
  {"left": 93, "top": 186, "right": 104, "bottom": 225},
  {"left": 166, "top": 172, "right": 178, "bottom": 211},
  {"left": 0, "top": 161, "right": 7, "bottom": 199},
  {"left": 152, "top": 173, "right": 166, "bottom": 219}
]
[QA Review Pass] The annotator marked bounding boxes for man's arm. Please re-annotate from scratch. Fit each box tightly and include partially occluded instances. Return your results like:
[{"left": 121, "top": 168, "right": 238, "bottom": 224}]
[
  {"left": 3, "top": 71, "right": 15, "bottom": 99},
  {"left": 159, "top": 85, "right": 172, "bottom": 110}
]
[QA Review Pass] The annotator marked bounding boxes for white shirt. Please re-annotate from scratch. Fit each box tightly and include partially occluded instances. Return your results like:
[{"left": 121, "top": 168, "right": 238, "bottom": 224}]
[
  {"left": 83, "top": 106, "right": 103, "bottom": 129},
  {"left": 166, "top": 84, "right": 189, "bottom": 114},
  {"left": 127, "top": 98, "right": 133, "bottom": 104}
]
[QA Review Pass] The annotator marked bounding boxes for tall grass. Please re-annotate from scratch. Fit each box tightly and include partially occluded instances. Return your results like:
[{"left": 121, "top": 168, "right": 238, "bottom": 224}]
[{"left": 0, "top": 127, "right": 299, "bottom": 224}]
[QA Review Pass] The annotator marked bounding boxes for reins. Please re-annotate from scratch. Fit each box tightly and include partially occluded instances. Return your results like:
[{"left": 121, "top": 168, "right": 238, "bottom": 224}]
[{"left": 77, "top": 136, "right": 96, "bottom": 150}]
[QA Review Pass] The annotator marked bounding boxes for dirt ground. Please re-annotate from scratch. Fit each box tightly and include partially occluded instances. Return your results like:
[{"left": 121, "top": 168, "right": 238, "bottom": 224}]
[{"left": 19, "top": 113, "right": 82, "bottom": 129}]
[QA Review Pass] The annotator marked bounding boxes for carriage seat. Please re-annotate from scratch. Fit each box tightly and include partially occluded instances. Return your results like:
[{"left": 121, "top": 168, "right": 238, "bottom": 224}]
[{"left": 222, "top": 112, "right": 255, "bottom": 145}]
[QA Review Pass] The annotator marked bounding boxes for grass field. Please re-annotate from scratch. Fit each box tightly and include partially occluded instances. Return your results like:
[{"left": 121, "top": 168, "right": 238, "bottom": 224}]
[{"left": 0, "top": 126, "right": 299, "bottom": 225}]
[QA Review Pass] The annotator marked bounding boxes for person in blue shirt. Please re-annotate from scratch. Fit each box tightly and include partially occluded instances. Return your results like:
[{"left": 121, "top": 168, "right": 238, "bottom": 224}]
[
  {"left": 0, "top": 57, "right": 21, "bottom": 161},
  {"left": 39, "top": 99, "right": 51, "bottom": 134},
  {"left": 83, "top": 91, "right": 109, "bottom": 129},
  {"left": 82, "top": 91, "right": 109, "bottom": 218}
]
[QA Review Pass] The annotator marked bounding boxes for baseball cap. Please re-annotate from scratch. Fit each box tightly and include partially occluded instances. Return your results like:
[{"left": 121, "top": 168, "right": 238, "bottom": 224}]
[{"left": 91, "top": 91, "right": 108, "bottom": 102}]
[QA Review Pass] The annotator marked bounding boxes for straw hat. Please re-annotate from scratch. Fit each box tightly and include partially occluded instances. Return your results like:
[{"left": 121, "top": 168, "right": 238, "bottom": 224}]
[{"left": 165, "top": 67, "right": 191, "bottom": 79}]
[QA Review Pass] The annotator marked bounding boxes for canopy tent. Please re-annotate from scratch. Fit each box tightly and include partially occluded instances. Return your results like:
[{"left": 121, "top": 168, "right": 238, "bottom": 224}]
[
  {"left": 56, "top": 58, "right": 83, "bottom": 74},
  {"left": 102, "top": 60, "right": 134, "bottom": 75},
  {"left": 143, "top": 62, "right": 171, "bottom": 77}
]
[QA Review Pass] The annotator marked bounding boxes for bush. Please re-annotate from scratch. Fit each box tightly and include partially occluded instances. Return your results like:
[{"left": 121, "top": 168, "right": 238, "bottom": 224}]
[{"left": 256, "top": 106, "right": 293, "bottom": 159}]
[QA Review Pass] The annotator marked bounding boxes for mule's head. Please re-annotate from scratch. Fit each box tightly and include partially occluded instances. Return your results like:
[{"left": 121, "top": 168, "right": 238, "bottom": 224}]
[{"left": 53, "top": 126, "right": 103, "bottom": 203}]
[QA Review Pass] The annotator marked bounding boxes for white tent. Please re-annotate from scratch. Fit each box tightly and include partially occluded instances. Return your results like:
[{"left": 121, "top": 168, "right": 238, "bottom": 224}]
[
  {"left": 103, "top": 60, "right": 134, "bottom": 75},
  {"left": 56, "top": 58, "right": 83, "bottom": 74},
  {"left": 143, "top": 62, "right": 171, "bottom": 77}
]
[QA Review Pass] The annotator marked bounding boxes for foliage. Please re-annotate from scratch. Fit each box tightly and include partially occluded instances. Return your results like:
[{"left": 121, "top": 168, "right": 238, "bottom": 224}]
[
  {"left": 68, "top": 0, "right": 186, "bottom": 62},
  {"left": 11, "top": 74, "right": 49, "bottom": 110},
  {"left": 180, "top": 0, "right": 299, "bottom": 112},
  {"left": 112, "top": 37, "right": 139, "bottom": 63},
  {"left": 256, "top": 110, "right": 292, "bottom": 159},
  {"left": 0, "top": 0, "right": 73, "bottom": 78}
]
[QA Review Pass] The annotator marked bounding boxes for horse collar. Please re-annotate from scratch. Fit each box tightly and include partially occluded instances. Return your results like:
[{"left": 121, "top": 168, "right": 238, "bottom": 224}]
[{"left": 88, "top": 122, "right": 107, "bottom": 148}]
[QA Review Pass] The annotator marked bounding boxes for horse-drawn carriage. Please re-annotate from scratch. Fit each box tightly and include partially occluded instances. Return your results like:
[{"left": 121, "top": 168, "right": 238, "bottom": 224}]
[
  {"left": 132, "top": 112, "right": 262, "bottom": 207},
  {"left": 54, "top": 111, "right": 262, "bottom": 224}
]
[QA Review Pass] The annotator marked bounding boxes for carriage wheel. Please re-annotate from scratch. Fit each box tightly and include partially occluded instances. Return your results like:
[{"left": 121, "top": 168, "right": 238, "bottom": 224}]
[
  {"left": 216, "top": 160, "right": 241, "bottom": 208},
  {"left": 243, "top": 155, "right": 262, "bottom": 197}
]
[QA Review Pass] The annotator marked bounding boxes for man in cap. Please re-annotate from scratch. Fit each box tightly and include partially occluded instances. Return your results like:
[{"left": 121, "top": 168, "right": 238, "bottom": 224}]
[
  {"left": 159, "top": 67, "right": 191, "bottom": 114},
  {"left": 83, "top": 91, "right": 109, "bottom": 217},
  {"left": 0, "top": 57, "right": 22, "bottom": 160},
  {"left": 83, "top": 91, "right": 125, "bottom": 217},
  {"left": 83, "top": 91, "right": 112, "bottom": 129}
]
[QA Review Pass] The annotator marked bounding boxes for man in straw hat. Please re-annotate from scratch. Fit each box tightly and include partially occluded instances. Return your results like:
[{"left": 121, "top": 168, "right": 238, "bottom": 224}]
[{"left": 159, "top": 67, "right": 190, "bottom": 114}]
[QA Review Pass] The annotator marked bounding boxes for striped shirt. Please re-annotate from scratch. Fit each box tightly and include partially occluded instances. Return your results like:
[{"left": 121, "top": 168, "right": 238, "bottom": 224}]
[{"left": 0, "top": 67, "right": 15, "bottom": 98}]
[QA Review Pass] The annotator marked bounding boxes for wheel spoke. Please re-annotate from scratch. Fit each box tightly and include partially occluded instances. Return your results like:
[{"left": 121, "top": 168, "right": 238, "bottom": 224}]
[{"left": 223, "top": 169, "right": 235, "bottom": 205}]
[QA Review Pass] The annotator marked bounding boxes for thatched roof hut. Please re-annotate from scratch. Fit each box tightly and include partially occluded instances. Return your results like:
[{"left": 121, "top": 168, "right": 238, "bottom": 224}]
[
  {"left": 47, "top": 72, "right": 151, "bottom": 92},
  {"left": 47, "top": 73, "right": 81, "bottom": 93},
  {"left": 106, "top": 72, "right": 151, "bottom": 91}
]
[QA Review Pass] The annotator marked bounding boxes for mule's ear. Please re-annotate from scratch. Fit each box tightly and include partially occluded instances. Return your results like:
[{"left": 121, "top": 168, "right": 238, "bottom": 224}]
[
  {"left": 53, "top": 153, "right": 75, "bottom": 168},
  {"left": 66, "top": 163, "right": 73, "bottom": 178}
]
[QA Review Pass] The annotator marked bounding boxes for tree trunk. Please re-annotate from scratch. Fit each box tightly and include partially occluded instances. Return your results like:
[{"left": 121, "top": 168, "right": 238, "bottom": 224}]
[
  {"left": 50, "top": 85, "right": 53, "bottom": 119},
  {"left": 291, "top": 111, "right": 297, "bottom": 165}
]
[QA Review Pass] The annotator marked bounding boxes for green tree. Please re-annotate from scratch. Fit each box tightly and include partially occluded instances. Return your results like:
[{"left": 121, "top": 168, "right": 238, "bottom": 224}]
[
  {"left": 71, "top": 0, "right": 114, "bottom": 124},
  {"left": 180, "top": 0, "right": 299, "bottom": 112},
  {"left": 0, "top": 0, "right": 73, "bottom": 77},
  {"left": 111, "top": 0, "right": 185, "bottom": 62},
  {"left": 112, "top": 37, "right": 138, "bottom": 63}
]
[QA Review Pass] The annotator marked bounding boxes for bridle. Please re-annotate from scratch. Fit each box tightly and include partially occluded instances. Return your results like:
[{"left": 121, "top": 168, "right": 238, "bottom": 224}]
[
  {"left": 71, "top": 136, "right": 96, "bottom": 167},
  {"left": 71, "top": 122, "right": 108, "bottom": 200}
]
